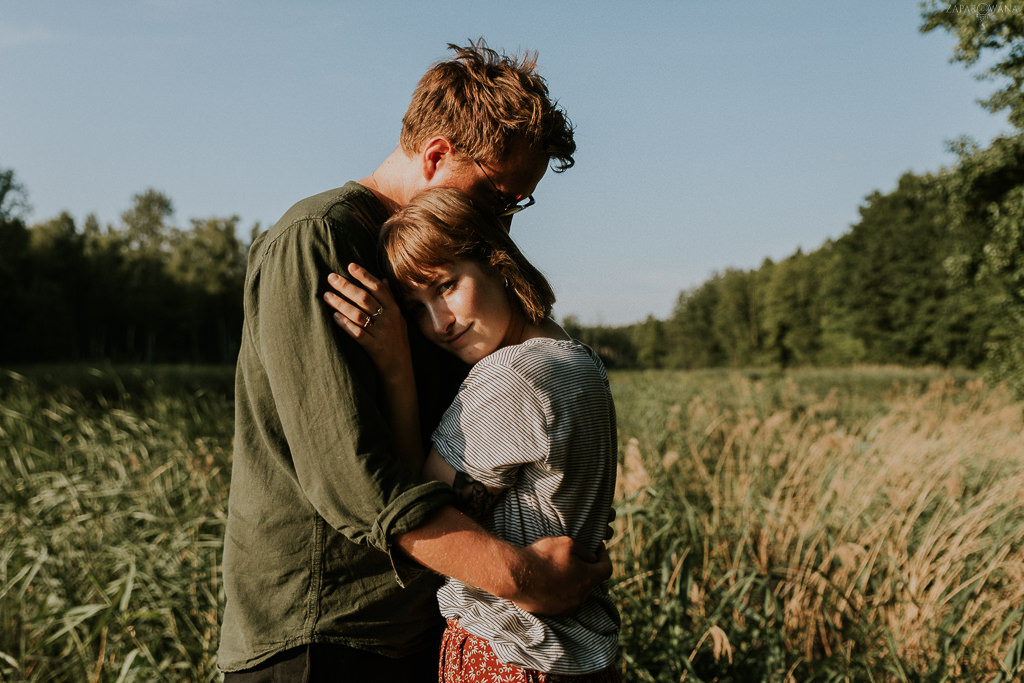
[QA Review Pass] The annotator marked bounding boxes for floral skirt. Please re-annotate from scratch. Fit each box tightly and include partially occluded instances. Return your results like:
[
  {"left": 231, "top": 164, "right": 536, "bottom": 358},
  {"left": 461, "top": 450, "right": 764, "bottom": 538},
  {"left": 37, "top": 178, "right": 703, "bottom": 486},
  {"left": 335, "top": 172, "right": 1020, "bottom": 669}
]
[{"left": 439, "top": 618, "right": 621, "bottom": 683}]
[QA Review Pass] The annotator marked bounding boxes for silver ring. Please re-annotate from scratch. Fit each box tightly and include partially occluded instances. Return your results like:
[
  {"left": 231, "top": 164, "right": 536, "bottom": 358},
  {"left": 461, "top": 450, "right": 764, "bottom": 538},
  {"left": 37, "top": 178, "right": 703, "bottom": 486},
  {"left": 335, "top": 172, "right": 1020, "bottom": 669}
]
[{"left": 370, "top": 305, "right": 383, "bottom": 319}]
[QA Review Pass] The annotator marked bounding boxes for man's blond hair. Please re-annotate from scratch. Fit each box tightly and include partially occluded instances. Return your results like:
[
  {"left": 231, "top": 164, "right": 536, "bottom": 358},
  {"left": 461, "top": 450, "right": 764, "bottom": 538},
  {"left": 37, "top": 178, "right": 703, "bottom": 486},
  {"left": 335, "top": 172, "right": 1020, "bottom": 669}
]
[{"left": 400, "top": 40, "right": 575, "bottom": 172}]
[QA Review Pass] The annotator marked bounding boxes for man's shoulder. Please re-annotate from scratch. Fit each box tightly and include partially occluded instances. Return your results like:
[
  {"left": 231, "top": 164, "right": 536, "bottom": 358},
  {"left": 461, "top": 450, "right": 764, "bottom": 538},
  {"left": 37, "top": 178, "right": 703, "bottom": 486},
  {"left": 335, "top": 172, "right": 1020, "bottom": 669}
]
[
  {"left": 248, "top": 181, "right": 385, "bottom": 266},
  {"left": 272, "top": 181, "right": 384, "bottom": 233}
]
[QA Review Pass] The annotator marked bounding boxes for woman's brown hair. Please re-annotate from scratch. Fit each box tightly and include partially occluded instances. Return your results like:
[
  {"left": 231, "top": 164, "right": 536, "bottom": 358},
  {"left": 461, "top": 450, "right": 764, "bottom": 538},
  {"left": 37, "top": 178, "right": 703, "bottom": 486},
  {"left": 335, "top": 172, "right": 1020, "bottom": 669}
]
[{"left": 380, "top": 188, "right": 555, "bottom": 324}]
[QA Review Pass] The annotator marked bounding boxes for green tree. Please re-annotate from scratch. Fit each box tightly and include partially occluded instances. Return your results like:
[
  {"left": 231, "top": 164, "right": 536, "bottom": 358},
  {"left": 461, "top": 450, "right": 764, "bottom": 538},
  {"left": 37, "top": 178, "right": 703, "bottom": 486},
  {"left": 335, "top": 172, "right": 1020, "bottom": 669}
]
[
  {"left": 981, "top": 184, "right": 1024, "bottom": 396},
  {"left": 121, "top": 188, "right": 174, "bottom": 256},
  {"left": 0, "top": 179, "right": 250, "bottom": 364},
  {"left": 561, "top": 316, "right": 638, "bottom": 369},
  {"left": 761, "top": 251, "right": 823, "bottom": 367},
  {"left": 20, "top": 213, "right": 92, "bottom": 358},
  {"left": 938, "top": 135, "right": 1024, "bottom": 392},
  {"left": 0, "top": 168, "right": 31, "bottom": 360},
  {"left": 820, "top": 172, "right": 979, "bottom": 366},
  {"left": 168, "top": 216, "right": 245, "bottom": 296},
  {"left": 116, "top": 190, "right": 177, "bottom": 361},
  {"left": 921, "top": 2, "right": 1024, "bottom": 128},
  {"left": 167, "top": 216, "right": 247, "bottom": 361},
  {"left": 665, "top": 279, "right": 723, "bottom": 369},
  {"left": 81, "top": 214, "right": 125, "bottom": 359},
  {"left": 919, "top": 4, "right": 1024, "bottom": 390},
  {"left": 0, "top": 168, "right": 31, "bottom": 221},
  {"left": 635, "top": 315, "right": 668, "bottom": 368},
  {"left": 713, "top": 268, "right": 761, "bottom": 367}
]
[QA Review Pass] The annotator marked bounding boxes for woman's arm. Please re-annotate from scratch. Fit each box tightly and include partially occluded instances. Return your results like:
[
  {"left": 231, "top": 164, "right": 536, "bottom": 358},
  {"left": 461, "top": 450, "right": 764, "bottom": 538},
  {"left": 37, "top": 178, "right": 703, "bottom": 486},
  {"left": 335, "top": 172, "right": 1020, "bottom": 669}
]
[
  {"left": 424, "top": 448, "right": 505, "bottom": 522},
  {"left": 324, "top": 263, "right": 423, "bottom": 475}
]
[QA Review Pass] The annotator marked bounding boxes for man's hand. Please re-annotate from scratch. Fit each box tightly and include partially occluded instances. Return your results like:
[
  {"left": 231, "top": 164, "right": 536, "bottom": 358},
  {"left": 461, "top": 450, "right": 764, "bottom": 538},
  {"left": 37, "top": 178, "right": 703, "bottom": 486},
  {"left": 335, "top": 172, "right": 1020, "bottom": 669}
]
[
  {"left": 395, "top": 508, "right": 612, "bottom": 618},
  {"left": 508, "top": 536, "right": 612, "bottom": 616}
]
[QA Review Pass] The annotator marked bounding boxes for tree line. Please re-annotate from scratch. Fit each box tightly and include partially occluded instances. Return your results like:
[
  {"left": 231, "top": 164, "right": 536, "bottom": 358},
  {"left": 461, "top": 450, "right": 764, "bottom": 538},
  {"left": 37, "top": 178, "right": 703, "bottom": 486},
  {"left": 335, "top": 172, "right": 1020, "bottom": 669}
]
[
  {"left": 566, "top": 135, "right": 1021, "bottom": 395},
  {"left": 3, "top": 132, "right": 1021, "bottom": 391},
  {"left": 2, "top": 4, "right": 1023, "bottom": 397},
  {"left": 0, "top": 176, "right": 250, "bottom": 364}
]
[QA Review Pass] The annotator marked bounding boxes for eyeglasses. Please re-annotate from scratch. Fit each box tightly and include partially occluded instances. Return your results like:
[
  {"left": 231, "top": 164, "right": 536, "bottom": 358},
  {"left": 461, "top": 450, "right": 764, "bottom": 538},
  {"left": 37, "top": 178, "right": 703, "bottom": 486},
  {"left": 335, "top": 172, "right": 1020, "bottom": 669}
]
[{"left": 473, "top": 158, "right": 536, "bottom": 217}]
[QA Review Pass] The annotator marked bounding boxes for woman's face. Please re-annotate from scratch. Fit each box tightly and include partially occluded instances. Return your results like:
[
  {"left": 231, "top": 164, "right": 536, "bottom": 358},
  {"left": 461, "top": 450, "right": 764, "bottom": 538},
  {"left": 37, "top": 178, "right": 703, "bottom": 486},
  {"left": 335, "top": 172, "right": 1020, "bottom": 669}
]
[{"left": 402, "top": 259, "right": 518, "bottom": 365}]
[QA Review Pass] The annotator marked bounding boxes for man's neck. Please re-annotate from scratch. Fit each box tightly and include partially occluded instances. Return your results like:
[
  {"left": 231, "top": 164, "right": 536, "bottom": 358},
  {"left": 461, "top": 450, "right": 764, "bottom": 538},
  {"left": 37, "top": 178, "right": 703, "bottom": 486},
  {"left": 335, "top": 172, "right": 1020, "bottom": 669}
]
[{"left": 359, "top": 147, "right": 414, "bottom": 218}]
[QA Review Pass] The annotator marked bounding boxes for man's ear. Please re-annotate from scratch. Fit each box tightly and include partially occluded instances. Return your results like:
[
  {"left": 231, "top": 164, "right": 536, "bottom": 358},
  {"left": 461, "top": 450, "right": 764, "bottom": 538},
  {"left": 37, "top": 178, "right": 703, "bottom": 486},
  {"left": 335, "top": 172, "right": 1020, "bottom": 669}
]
[{"left": 420, "top": 136, "right": 456, "bottom": 183}]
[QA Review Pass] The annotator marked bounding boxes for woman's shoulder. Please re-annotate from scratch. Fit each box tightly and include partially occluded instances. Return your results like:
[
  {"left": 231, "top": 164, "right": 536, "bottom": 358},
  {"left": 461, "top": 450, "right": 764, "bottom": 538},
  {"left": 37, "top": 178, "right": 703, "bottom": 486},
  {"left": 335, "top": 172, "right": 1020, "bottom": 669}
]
[{"left": 474, "top": 336, "right": 607, "bottom": 388}]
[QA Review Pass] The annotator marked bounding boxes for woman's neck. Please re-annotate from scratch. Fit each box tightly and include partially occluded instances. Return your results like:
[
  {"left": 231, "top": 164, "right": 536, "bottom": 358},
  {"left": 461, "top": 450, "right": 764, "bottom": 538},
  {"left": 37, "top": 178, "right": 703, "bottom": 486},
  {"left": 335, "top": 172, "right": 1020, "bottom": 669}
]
[
  {"left": 500, "top": 308, "right": 529, "bottom": 349},
  {"left": 518, "top": 317, "right": 570, "bottom": 344}
]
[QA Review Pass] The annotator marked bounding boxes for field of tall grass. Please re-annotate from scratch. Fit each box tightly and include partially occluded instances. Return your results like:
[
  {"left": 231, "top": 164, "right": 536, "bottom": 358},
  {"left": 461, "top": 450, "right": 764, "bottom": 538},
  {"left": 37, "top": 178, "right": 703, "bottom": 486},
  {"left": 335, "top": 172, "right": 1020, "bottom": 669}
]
[
  {"left": 1, "top": 365, "right": 1022, "bottom": 681},
  {"left": 1, "top": 366, "right": 232, "bottom": 682},
  {"left": 611, "top": 367, "right": 1024, "bottom": 681}
]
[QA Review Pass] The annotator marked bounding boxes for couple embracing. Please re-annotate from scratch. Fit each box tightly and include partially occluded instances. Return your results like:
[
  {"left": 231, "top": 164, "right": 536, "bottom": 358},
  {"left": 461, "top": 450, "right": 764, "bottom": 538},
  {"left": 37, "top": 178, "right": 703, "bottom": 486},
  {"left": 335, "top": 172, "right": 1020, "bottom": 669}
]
[{"left": 218, "top": 40, "right": 621, "bottom": 683}]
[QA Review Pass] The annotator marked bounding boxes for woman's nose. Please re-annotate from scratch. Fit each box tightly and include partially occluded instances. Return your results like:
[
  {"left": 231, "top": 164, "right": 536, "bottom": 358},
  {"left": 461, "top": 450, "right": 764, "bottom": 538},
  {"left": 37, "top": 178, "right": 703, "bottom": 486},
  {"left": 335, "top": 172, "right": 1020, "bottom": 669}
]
[{"left": 427, "top": 302, "right": 454, "bottom": 336}]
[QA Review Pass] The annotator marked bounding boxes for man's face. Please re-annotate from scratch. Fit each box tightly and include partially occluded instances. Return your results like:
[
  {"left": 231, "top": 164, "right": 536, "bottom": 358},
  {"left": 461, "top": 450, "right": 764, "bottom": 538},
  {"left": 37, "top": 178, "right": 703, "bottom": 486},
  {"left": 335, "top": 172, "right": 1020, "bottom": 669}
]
[{"left": 443, "top": 138, "right": 548, "bottom": 227}]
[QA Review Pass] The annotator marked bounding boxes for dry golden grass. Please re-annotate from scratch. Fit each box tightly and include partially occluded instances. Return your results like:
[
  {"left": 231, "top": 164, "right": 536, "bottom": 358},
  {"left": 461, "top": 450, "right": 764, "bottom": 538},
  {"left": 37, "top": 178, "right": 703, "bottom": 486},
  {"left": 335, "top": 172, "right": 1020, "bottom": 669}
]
[{"left": 612, "top": 369, "right": 1024, "bottom": 681}]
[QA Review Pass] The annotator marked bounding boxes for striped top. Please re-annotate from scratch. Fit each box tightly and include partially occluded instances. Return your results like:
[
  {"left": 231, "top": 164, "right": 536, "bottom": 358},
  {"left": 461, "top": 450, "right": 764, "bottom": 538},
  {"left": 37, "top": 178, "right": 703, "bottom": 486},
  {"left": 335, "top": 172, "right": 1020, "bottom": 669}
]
[{"left": 432, "top": 337, "right": 620, "bottom": 675}]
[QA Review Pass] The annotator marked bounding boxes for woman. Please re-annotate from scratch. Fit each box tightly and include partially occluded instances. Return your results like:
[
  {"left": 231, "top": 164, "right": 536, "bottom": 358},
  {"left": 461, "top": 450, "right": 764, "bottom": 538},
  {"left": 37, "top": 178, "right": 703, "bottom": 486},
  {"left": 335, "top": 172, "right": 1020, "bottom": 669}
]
[{"left": 324, "top": 187, "right": 620, "bottom": 682}]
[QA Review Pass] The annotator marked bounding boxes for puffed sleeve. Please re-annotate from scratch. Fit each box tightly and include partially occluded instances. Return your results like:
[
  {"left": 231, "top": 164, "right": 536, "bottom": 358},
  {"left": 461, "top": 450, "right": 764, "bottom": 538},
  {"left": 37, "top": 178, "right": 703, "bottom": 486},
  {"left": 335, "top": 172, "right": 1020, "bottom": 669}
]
[{"left": 431, "top": 358, "right": 549, "bottom": 490}]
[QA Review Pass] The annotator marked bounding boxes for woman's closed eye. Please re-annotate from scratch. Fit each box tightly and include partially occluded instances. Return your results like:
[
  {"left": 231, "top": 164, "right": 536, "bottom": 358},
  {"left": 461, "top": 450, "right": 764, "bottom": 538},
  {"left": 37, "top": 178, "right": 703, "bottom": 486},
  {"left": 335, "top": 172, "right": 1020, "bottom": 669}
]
[{"left": 403, "top": 299, "right": 425, "bottom": 319}]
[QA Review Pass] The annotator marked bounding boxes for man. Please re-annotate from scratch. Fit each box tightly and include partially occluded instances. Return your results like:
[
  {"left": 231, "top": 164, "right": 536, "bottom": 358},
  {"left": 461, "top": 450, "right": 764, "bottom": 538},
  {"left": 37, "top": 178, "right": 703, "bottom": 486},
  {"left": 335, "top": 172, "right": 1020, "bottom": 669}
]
[{"left": 218, "top": 41, "right": 611, "bottom": 681}]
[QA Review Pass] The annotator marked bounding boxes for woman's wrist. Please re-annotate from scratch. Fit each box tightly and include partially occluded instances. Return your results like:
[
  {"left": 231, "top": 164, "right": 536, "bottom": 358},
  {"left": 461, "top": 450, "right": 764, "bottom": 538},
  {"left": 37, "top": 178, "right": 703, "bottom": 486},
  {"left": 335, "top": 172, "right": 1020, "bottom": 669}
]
[{"left": 379, "top": 353, "right": 415, "bottom": 389}]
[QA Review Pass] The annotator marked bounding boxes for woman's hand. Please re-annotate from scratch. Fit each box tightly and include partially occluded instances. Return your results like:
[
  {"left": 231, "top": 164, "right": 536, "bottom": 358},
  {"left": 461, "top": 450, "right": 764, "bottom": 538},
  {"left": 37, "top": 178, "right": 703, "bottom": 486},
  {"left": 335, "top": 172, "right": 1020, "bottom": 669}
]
[
  {"left": 324, "top": 263, "right": 410, "bottom": 381},
  {"left": 326, "top": 263, "right": 423, "bottom": 473}
]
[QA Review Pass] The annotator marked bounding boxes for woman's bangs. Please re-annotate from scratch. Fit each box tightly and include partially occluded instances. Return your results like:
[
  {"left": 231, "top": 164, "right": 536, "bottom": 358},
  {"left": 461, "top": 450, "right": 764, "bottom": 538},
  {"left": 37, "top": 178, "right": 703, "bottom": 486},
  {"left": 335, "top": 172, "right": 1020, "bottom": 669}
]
[{"left": 386, "top": 223, "right": 454, "bottom": 287}]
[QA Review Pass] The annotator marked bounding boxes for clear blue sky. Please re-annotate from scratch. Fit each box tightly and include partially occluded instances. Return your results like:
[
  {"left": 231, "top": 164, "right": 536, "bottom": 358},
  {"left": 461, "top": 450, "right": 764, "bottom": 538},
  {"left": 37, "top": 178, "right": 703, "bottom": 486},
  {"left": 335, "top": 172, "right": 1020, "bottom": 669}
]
[{"left": 1, "top": 1, "right": 1011, "bottom": 325}]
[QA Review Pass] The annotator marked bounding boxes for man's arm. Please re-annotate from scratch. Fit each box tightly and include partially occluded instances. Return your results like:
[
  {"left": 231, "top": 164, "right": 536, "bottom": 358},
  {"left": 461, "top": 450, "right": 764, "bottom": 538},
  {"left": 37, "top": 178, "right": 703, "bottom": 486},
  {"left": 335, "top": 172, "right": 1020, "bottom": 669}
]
[{"left": 394, "top": 505, "right": 611, "bottom": 616}]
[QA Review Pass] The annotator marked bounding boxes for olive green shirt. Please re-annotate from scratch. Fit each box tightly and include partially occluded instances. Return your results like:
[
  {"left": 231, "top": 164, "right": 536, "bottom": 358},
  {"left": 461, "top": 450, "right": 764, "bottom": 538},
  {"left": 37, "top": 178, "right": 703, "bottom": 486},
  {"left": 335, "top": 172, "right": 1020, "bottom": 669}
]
[{"left": 218, "top": 182, "right": 455, "bottom": 672}]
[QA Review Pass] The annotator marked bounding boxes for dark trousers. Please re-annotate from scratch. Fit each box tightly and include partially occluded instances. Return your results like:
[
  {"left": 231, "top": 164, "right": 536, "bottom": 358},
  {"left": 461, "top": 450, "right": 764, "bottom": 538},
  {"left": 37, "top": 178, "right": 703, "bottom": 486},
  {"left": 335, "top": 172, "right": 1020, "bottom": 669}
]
[{"left": 223, "top": 641, "right": 439, "bottom": 683}]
